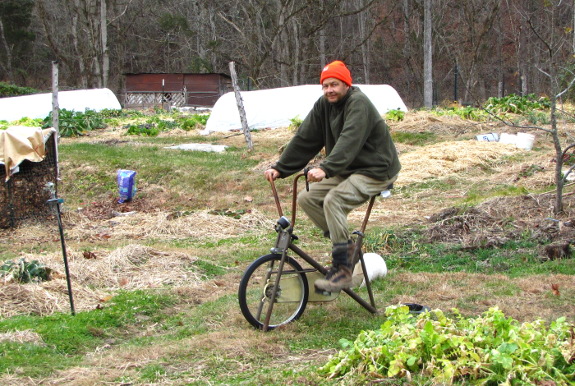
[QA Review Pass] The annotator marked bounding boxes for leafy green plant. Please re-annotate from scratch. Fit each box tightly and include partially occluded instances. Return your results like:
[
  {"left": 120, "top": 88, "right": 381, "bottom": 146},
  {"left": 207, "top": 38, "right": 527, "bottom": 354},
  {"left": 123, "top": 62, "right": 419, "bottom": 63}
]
[
  {"left": 42, "top": 109, "right": 107, "bottom": 137},
  {"left": 97, "top": 109, "right": 135, "bottom": 118},
  {"left": 431, "top": 105, "right": 489, "bottom": 121},
  {"left": 11, "top": 117, "right": 44, "bottom": 127},
  {"left": 0, "top": 258, "right": 51, "bottom": 283},
  {"left": 320, "top": 306, "right": 575, "bottom": 384},
  {"left": 484, "top": 94, "right": 550, "bottom": 114},
  {"left": 454, "top": 105, "right": 488, "bottom": 121},
  {"left": 125, "top": 123, "right": 160, "bottom": 136},
  {"left": 385, "top": 109, "right": 405, "bottom": 122},
  {"left": 289, "top": 116, "right": 303, "bottom": 131},
  {"left": 0, "top": 82, "right": 40, "bottom": 97},
  {"left": 176, "top": 114, "right": 210, "bottom": 130},
  {"left": 146, "top": 116, "right": 178, "bottom": 131},
  {"left": 124, "top": 115, "right": 198, "bottom": 136}
]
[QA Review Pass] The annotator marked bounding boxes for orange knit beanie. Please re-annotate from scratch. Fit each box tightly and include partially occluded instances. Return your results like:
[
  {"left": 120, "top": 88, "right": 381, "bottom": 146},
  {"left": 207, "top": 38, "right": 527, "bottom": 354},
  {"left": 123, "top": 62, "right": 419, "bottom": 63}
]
[{"left": 320, "top": 61, "right": 352, "bottom": 86}]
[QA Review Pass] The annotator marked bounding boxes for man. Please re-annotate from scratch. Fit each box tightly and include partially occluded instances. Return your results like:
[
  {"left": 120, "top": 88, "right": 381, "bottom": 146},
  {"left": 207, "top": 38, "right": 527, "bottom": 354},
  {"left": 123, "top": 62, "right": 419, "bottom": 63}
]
[{"left": 264, "top": 60, "right": 401, "bottom": 292}]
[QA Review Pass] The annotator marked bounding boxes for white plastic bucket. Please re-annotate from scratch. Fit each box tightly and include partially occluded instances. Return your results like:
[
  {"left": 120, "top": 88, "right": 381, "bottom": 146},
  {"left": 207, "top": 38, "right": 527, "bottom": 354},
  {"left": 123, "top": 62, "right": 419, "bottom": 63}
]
[
  {"left": 516, "top": 132, "right": 535, "bottom": 150},
  {"left": 499, "top": 133, "right": 517, "bottom": 145}
]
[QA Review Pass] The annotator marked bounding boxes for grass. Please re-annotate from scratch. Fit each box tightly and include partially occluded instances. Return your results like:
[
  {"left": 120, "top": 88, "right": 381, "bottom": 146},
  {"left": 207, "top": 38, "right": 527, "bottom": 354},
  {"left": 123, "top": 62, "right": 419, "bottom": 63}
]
[
  {"left": 391, "top": 130, "right": 437, "bottom": 146},
  {"left": 0, "top": 290, "right": 175, "bottom": 377},
  {"left": 2, "top": 110, "right": 575, "bottom": 384},
  {"left": 59, "top": 139, "right": 264, "bottom": 209}
]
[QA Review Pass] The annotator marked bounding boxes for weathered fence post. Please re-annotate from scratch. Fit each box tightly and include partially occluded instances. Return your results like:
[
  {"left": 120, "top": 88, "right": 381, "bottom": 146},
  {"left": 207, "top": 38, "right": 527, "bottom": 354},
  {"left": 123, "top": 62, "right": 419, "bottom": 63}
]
[
  {"left": 51, "top": 61, "right": 59, "bottom": 138},
  {"left": 229, "top": 61, "right": 253, "bottom": 151}
]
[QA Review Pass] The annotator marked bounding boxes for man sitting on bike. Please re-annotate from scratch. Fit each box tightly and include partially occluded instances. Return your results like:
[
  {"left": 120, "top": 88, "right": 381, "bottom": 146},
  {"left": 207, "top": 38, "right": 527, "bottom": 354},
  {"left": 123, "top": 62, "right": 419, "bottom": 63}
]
[{"left": 264, "top": 60, "right": 401, "bottom": 293}]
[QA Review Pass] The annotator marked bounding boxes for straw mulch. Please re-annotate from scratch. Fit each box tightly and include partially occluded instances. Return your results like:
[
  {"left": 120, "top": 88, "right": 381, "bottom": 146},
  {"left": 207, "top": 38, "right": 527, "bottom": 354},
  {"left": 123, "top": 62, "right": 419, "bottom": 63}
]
[
  {"left": 0, "top": 329, "right": 45, "bottom": 345},
  {"left": 397, "top": 140, "right": 520, "bottom": 184},
  {"left": 0, "top": 244, "right": 205, "bottom": 318},
  {"left": 388, "top": 110, "right": 499, "bottom": 135},
  {"left": 64, "top": 208, "right": 274, "bottom": 242},
  {"left": 0, "top": 207, "right": 274, "bottom": 318}
]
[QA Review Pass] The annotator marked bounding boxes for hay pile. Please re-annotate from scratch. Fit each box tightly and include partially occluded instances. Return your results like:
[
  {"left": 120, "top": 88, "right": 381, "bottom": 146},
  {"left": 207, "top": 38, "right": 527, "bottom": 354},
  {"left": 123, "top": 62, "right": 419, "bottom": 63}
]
[
  {"left": 397, "top": 140, "right": 519, "bottom": 184},
  {"left": 65, "top": 209, "right": 274, "bottom": 242},
  {"left": 0, "top": 244, "right": 204, "bottom": 318}
]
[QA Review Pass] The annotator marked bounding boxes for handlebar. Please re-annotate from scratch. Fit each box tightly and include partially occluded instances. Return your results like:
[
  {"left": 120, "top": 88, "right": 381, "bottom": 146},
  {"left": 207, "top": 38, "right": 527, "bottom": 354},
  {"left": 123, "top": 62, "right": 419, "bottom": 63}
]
[{"left": 268, "top": 170, "right": 309, "bottom": 229}]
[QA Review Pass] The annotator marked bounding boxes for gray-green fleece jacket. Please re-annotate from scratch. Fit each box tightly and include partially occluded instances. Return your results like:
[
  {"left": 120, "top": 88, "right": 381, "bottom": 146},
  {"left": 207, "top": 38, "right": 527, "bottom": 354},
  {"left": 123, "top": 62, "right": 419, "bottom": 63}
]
[{"left": 273, "top": 86, "right": 401, "bottom": 181}]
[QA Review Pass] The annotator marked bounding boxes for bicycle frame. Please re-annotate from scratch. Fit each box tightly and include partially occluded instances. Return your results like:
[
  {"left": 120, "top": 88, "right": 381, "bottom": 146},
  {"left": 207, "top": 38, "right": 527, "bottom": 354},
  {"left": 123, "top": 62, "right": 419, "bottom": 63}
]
[{"left": 262, "top": 172, "right": 378, "bottom": 331}]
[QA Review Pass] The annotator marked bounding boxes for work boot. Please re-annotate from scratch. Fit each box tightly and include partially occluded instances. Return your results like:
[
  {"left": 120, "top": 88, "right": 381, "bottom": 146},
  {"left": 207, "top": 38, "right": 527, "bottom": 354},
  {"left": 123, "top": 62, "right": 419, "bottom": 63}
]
[{"left": 314, "top": 242, "right": 353, "bottom": 293}]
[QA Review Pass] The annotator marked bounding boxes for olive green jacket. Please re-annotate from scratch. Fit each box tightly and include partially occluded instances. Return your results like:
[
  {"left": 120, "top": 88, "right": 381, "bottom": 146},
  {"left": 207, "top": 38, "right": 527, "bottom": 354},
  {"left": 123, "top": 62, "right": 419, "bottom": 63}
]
[{"left": 273, "top": 86, "right": 401, "bottom": 181}]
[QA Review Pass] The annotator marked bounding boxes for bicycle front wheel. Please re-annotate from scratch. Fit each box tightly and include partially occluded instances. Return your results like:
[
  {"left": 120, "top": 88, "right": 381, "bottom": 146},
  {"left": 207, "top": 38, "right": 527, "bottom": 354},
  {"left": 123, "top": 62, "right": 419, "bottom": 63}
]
[{"left": 238, "top": 254, "right": 309, "bottom": 330}]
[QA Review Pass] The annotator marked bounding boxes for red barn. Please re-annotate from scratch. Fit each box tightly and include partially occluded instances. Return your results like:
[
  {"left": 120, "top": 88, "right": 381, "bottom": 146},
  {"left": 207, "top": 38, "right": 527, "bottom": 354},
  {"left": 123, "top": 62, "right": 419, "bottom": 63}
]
[{"left": 123, "top": 73, "right": 232, "bottom": 109}]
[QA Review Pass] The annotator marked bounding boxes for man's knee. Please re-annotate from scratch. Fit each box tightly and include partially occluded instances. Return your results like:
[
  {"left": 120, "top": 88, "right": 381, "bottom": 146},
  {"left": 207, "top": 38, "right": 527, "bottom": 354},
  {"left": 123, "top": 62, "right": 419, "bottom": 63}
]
[{"left": 323, "top": 190, "right": 342, "bottom": 212}]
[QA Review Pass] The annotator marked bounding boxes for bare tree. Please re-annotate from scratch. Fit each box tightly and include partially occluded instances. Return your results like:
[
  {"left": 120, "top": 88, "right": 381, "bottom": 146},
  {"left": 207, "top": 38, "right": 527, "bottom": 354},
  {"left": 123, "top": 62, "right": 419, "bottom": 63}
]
[
  {"left": 493, "top": 1, "right": 575, "bottom": 214},
  {"left": 423, "top": 0, "right": 432, "bottom": 107},
  {"left": 0, "top": 19, "right": 13, "bottom": 83}
]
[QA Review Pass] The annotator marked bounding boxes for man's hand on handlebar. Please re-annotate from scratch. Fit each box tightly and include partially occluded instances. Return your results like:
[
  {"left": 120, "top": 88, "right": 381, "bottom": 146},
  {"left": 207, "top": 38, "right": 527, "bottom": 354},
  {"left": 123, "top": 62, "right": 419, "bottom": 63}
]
[
  {"left": 264, "top": 168, "right": 280, "bottom": 182},
  {"left": 265, "top": 167, "right": 325, "bottom": 183},
  {"left": 306, "top": 167, "right": 326, "bottom": 182}
]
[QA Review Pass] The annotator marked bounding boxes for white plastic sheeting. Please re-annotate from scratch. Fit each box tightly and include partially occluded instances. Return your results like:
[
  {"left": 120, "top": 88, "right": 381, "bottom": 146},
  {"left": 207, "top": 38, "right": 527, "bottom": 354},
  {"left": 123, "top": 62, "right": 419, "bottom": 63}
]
[
  {"left": 202, "top": 84, "right": 408, "bottom": 134},
  {"left": 0, "top": 88, "right": 122, "bottom": 122}
]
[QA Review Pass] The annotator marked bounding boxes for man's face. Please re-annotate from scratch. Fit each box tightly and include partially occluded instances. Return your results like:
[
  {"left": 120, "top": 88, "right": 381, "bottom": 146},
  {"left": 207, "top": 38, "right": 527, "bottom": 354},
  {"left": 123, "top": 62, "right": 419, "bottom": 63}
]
[{"left": 322, "top": 78, "right": 350, "bottom": 103}]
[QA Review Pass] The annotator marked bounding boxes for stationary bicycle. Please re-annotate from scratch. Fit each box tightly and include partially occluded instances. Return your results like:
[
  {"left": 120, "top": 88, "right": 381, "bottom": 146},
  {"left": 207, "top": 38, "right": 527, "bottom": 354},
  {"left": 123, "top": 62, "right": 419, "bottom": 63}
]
[{"left": 237, "top": 170, "right": 391, "bottom": 331}]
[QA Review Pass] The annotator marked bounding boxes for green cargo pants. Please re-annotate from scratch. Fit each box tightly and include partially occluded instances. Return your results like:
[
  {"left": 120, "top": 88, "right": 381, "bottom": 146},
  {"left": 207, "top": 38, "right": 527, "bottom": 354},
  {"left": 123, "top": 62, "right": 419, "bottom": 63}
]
[{"left": 297, "top": 173, "right": 398, "bottom": 245}]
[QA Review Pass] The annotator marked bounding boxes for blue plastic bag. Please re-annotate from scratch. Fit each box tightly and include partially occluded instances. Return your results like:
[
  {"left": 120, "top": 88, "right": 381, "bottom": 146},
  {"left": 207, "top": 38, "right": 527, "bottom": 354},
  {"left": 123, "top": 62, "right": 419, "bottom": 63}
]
[{"left": 117, "top": 169, "right": 137, "bottom": 203}]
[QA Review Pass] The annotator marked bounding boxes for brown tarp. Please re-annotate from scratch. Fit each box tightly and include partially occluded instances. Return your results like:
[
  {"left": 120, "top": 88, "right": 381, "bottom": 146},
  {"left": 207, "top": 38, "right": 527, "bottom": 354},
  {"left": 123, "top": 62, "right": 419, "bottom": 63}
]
[{"left": 0, "top": 127, "right": 56, "bottom": 181}]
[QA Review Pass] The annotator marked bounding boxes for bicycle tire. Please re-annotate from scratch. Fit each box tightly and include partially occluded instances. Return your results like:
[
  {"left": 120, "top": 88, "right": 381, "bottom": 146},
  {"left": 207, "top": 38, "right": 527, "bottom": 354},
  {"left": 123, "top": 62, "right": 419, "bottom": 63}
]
[{"left": 238, "top": 254, "right": 309, "bottom": 330}]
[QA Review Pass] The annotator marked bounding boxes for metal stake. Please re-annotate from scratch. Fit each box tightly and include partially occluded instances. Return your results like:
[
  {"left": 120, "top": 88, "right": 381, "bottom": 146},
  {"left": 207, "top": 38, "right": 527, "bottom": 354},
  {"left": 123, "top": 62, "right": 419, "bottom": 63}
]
[{"left": 46, "top": 183, "right": 75, "bottom": 315}]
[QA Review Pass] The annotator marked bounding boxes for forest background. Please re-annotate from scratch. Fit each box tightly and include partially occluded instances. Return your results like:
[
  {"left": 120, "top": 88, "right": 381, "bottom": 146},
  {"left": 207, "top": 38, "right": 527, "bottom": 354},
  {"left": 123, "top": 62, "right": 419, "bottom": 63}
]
[{"left": 2, "top": 0, "right": 575, "bottom": 108}]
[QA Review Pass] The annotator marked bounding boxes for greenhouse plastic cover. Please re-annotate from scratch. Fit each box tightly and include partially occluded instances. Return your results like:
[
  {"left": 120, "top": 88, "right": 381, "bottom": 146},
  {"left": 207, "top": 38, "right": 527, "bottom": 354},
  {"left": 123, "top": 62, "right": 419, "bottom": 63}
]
[
  {"left": 202, "top": 84, "right": 408, "bottom": 134},
  {"left": 0, "top": 88, "right": 121, "bottom": 122}
]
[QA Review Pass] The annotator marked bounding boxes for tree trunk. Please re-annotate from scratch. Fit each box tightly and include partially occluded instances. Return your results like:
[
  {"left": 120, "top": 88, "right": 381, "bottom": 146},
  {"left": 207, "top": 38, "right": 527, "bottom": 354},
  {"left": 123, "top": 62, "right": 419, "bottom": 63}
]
[
  {"left": 359, "top": 0, "right": 370, "bottom": 84},
  {"left": 101, "top": 0, "right": 109, "bottom": 88},
  {"left": 0, "top": 19, "right": 13, "bottom": 83},
  {"left": 423, "top": 0, "right": 433, "bottom": 108},
  {"left": 497, "top": 6, "right": 504, "bottom": 97},
  {"left": 72, "top": 0, "right": 88, "bottom": 88}
]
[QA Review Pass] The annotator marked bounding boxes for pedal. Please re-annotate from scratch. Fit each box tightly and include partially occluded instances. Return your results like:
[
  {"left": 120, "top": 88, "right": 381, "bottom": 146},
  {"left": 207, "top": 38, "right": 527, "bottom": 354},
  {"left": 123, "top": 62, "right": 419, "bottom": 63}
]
[
  {"left": 314, "top": 284, "right": 341, "bottom": 296},
  {"left": 314, "top": 287, "right": 333, "bottom": 296}
]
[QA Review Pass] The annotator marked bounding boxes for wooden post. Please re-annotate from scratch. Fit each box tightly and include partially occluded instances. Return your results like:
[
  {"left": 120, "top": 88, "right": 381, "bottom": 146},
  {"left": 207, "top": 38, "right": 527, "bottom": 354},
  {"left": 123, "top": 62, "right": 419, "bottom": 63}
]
[
  {"left": 51, "top": 61, "right": 61, "bottom": 180},
  {"left": 51, "top": 61, "right": 59, "bottom": 138},
  {"left": 229, "top": 61, "right": 253, "bottom": 151}
]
